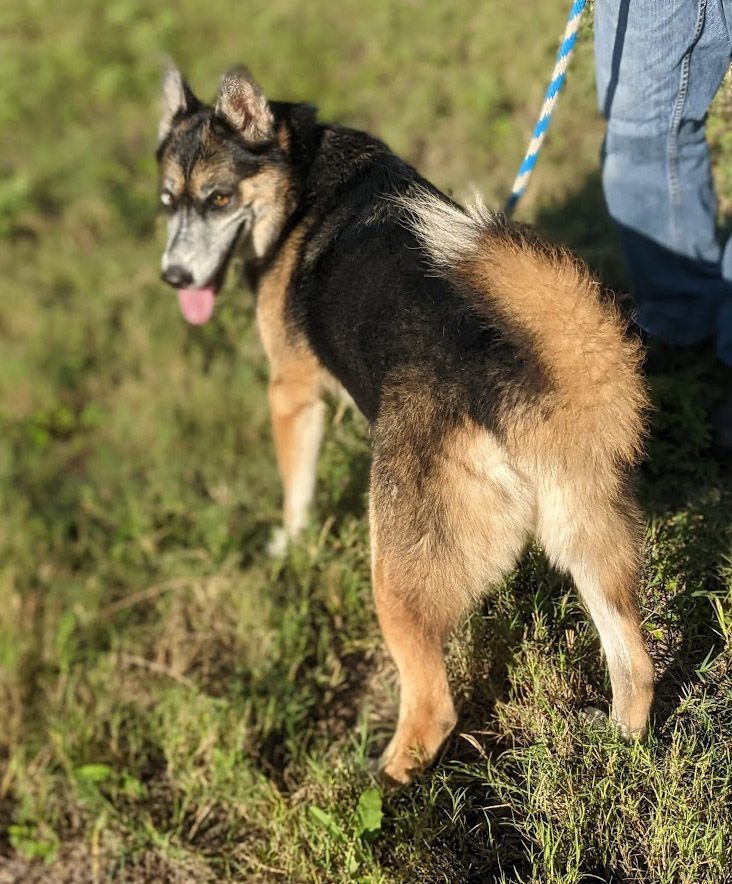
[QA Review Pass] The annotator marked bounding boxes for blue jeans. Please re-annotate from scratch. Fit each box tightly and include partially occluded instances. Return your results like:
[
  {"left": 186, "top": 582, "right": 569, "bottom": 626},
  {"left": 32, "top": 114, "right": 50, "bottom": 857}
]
[{"left": 595, "top": 0, "right": 732, "bottom": 364}]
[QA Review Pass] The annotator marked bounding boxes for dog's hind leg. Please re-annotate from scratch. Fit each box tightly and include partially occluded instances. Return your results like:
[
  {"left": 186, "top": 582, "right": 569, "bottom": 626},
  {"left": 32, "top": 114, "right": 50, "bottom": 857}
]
[
  {"left": 267, "top": 357, "right": 325, "bottom": 556},
  {"left": 535, "top": 477, "right": 654, "bottom": 738},
  {"left": 370, "top": 422, "right": 533, "bottom": 784},
  {"left": 370, "top": 548, "right": 458, "bottom": 786}
]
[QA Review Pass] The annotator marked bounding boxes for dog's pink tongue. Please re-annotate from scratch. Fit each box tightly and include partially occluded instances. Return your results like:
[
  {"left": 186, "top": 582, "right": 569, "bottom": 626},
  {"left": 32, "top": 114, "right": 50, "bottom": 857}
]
[{"left": 177, "top": 286, "right": 215, "bottom": 325}]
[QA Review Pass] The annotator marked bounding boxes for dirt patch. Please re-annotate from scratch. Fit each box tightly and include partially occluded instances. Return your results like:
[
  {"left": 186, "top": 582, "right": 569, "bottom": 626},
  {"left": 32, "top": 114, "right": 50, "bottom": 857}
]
[{"left": 0, "top": 844, "right": 216, "bottom": 884}]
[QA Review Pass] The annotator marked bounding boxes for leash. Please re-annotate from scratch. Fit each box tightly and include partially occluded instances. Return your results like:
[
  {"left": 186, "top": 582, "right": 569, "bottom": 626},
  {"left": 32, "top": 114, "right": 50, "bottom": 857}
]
[{"left": 504, "top": 0, "right": 587, "bottom": 217}]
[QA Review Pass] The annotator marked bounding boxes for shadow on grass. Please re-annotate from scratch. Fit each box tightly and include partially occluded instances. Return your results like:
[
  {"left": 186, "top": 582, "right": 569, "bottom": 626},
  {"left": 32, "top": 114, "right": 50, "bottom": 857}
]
[{"left": 531, "top": 170, "right": 631, "bottom": 294}]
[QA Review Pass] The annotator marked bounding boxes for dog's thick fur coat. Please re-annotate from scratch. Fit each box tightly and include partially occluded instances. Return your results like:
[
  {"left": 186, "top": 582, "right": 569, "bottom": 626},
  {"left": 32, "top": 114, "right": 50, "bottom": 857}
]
[{"left": 157, "top": 66, "right": 654, "bottom": 784}]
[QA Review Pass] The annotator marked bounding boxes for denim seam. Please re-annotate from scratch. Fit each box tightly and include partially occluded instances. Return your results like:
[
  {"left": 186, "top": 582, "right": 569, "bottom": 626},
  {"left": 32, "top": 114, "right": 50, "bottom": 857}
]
[{"left": 668, "top": 0, "right": 708, "bottom": 252}]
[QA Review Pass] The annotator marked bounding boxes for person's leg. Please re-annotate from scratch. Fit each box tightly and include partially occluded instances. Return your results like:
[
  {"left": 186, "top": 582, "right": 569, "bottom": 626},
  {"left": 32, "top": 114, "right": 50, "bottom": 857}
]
[
  {"left": 716, "top": 295, "right": 732, "bottom": 366},
  {"left": 717, "top": 3, "right": 732, "bottom": 366},
  {"left": 596, "top": 0, "right": 732, "bottom": 347}
]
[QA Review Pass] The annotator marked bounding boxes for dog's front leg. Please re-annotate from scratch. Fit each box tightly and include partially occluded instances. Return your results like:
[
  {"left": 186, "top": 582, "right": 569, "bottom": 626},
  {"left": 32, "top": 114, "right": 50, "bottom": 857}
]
[{"left": 267, "top": 362, "right": 325, "bottom": 557}]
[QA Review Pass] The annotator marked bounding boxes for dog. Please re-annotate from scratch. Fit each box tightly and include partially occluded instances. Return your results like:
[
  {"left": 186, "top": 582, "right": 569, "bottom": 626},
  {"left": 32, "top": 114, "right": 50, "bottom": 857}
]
[{"left": 156, "top": 64, "right": 655, "bottom": 785}]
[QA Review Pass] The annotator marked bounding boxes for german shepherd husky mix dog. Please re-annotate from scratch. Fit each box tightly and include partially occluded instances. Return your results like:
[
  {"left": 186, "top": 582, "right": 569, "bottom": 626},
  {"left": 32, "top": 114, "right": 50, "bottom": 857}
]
[{"left": 156, "top": 64, "right": 654, "bottom": 784}]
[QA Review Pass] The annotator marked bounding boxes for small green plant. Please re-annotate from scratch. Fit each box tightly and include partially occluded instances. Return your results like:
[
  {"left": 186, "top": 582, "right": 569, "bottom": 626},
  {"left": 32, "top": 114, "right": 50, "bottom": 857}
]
[
  {"left": 8, "top": 824, "right": 60, "bottom": 865},
  {"left": 308, "top": 787, "right": 384, "bottom": 878}
]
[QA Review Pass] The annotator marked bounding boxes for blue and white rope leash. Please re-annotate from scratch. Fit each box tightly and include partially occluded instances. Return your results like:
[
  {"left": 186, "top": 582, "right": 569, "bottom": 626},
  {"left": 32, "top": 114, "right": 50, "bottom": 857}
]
[{"left": 504, "top": 0, "right": 587, "bottom": 217}]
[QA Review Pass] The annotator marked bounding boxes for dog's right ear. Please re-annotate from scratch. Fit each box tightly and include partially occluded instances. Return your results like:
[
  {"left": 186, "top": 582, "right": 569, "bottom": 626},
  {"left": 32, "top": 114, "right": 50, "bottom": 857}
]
[
  {"left": 158, "top": 63, "right": 199, "bottom": 145},
  {"left": 215, "top": 66, "right": 274, "bottom": 146}
]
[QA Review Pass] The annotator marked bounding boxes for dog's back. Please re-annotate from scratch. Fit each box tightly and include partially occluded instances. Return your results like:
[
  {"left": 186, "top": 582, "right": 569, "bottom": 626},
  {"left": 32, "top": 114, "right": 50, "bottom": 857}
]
[{"left": 281, "top": 125, "right": 646, "bottom": 471}]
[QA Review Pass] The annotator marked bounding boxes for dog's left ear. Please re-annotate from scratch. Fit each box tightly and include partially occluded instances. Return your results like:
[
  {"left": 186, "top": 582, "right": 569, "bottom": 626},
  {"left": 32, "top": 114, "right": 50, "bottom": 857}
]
[
  {"left": 215, "top": 66, "right": 274, "bottom": 146},
  {"left": 158, "top": 62, "right": 199, "bottom": 144}
]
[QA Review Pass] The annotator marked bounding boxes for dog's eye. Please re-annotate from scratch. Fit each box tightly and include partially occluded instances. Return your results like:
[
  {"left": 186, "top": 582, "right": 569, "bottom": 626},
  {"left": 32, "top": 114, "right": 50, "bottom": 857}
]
[
  {"left": 212, "top": 193, "right": 231, "bottom": 208},
  {"left": 160, "top": 191, "right": 174, "bottom": 208}
]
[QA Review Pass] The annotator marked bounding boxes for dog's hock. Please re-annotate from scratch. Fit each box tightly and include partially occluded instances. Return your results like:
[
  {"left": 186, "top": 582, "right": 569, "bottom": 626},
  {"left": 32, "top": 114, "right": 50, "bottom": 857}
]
[{"left": 215, "top": 66, "right": 274, "bottom": 146}]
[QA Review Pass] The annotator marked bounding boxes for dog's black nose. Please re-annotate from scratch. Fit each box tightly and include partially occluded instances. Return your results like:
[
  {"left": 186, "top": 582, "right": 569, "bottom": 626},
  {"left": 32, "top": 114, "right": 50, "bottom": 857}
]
[{"left": 161, "top": 265, "right": 194, "bottom": 288}]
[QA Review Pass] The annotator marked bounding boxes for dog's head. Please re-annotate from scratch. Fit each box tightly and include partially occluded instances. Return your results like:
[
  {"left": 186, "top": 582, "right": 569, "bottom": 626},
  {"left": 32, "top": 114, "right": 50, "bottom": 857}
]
[{"left": 156, "top": 64, "right": 292, "bottom": 324}]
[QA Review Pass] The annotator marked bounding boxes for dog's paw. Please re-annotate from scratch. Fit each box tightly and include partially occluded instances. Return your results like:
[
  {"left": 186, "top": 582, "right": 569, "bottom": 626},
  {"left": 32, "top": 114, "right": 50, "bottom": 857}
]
[
  {"left": 378, "top": 706, "right": 457, "bottom": 787},
  {"left": 612, "top": 715, "right": 648, "bottom": 742},
  {"left": 581, "top": 706, "right": 648, "bottom": 741},
  {"left": 580, "top": 706, "right": 609, "bottom": 730},
  {"left": 266, "top": 527, "right": 289, "bottom": 559},
  {"left": 378, "top": 746, "right": 421, "bottom": 787}
]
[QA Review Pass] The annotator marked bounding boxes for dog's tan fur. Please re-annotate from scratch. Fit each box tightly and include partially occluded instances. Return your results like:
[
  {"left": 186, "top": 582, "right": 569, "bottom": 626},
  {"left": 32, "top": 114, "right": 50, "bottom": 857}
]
[
  {"left": 402, "top": 193, "right": 648, "bottom": 469},
  {"left": 256, "top": 222, "right": 310, "bottom": 366},
  {"left": 359, "top": 194, "right": 654, "bottom": 780},
  {"left": 239, "top": 165, "right": 295, "bottom": 259},
  {"left": 157, "top": 72, "right": 655, "bottom": 784},
  {"left": 159, "top": 156, "right": 185, "bottom": 197},
  {"left": 256, "top": 221, "right": 332, "bottom": 552},
  {"left": 262, "top": 196, "right": 653, "bottom": 783}
]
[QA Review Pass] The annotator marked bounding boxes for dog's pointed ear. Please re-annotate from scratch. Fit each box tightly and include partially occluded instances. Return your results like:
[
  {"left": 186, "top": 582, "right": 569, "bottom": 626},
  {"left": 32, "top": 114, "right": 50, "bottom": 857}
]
[
  {"left": 215, "top": 66, "right": 274, "bottom": 146},
  {"left": 158, "top": 62, "right": 199, "bottom": 144}
]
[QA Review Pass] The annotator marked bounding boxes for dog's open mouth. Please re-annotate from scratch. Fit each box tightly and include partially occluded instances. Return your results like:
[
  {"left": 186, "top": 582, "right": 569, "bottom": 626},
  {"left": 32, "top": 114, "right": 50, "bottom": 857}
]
[{"left": 175, "top": 219, "right": 248, "bottom": 326}]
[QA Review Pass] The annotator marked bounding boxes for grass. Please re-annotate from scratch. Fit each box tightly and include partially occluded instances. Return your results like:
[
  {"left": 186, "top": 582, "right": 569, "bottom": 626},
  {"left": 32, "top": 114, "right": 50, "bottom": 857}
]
[{"left": 1, "top": 0, "right": 732, "bottom": 881}]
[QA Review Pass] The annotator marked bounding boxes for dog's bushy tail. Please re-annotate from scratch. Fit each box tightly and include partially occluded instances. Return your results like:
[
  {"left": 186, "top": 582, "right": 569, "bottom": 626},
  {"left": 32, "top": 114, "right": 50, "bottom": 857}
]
[{"left": 400, "top": 190, "right": 648, "bottom": 473}]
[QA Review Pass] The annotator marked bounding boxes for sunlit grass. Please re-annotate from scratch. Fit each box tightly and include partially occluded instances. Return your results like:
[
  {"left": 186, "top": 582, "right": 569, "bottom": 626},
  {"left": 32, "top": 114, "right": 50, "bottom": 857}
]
[{"left": 1, "top": 1, "right": 732, "bottom": 881}]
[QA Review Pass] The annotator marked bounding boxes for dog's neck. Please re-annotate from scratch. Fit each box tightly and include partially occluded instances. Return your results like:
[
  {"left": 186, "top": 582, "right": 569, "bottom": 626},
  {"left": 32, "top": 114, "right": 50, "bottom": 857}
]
[{"left": 242, "top": 102, "right": 322, "bottom": 287}]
